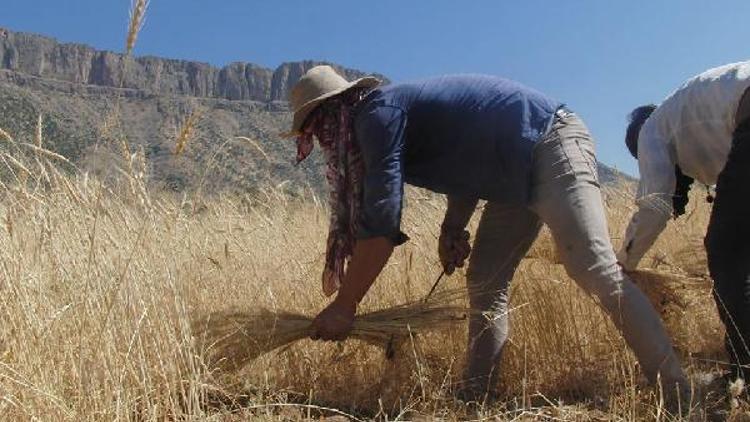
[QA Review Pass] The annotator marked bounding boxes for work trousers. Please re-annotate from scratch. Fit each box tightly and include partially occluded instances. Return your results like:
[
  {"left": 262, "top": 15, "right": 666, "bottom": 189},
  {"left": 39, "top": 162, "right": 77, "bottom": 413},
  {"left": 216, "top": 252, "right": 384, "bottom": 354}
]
[
  {"left": 705, "top": 90, "right": 750, "bottom": 380},
  {"left": 463, "top": 111, "right": 686, "bottom": 396}
]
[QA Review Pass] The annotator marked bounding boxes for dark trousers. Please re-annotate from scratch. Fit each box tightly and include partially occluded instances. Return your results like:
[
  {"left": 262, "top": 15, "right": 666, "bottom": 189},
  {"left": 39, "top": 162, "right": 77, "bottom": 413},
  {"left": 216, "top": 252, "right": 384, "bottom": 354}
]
[{"left": 705, "top": 117, "right": 750, "bottom": 380}]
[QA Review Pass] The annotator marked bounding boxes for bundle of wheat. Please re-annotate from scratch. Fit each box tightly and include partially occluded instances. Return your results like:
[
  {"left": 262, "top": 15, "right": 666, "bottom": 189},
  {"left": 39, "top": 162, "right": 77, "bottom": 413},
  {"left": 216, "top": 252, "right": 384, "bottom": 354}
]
[
  {"left": 671, "top": 238, "right": 709, "bottom": 278},
  {"left": 192, "top": 289, "right": 471, "bottom": 371},
  {"left": 629, "top": 268, "right": 722, "bottom": 354}
]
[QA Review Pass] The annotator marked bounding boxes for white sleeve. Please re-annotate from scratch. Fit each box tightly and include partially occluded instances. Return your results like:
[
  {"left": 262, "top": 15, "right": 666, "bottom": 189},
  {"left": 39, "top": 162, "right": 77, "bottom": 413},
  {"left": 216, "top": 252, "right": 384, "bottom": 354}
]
[{"left": 617, "top": 132, "right": 676, "bottom": 270}]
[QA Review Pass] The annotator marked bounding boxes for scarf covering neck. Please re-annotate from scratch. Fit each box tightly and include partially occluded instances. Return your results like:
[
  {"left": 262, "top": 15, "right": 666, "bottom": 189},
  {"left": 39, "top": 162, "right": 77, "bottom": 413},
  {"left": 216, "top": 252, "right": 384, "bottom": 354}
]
[{"left": 296, "top": 88, "right": 369, "bottom": 296}]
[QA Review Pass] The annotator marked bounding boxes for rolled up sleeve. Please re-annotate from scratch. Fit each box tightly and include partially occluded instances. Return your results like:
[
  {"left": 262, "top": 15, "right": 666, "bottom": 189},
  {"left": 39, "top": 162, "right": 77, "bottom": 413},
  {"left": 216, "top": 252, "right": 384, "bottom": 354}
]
[
  {"left": 354, "top": 104, "right": 409, "bottom": 246},
  {"left": 617, "top": 132, "right": 676, "bottom": 270}
]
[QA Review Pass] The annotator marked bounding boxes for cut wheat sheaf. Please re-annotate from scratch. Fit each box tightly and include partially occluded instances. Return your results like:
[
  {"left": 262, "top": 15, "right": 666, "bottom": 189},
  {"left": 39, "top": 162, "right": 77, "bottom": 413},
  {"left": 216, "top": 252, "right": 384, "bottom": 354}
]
[{"left": 192, "top": 289, "right": 472, "bottom": 371}]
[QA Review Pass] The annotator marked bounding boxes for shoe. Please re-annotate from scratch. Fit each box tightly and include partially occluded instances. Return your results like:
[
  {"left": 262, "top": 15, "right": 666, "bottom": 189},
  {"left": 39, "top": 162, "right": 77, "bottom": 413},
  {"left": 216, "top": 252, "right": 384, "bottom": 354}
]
[{"left": 455, "top": 379, "right": 498, "bottom": 407}]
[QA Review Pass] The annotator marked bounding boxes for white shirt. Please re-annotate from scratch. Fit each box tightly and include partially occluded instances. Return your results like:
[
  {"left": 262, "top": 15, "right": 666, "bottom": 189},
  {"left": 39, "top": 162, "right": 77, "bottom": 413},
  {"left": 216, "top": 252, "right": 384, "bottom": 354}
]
[{"left": 618, "top": 61, "right": 750, "bottom": 270}]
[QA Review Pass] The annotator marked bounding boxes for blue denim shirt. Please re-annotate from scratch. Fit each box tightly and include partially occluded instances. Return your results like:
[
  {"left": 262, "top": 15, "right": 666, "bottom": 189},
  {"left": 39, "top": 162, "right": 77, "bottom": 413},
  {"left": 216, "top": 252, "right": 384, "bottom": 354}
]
[{"left": 352, "top": 75, "right": 562, "bottom": 244}]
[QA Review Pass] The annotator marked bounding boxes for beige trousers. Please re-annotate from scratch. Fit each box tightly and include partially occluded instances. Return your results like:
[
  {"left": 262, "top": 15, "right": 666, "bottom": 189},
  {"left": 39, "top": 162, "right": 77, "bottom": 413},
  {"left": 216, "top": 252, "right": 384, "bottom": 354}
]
[{"left": 463, "top": 111, "right": 686, "bottom": 395}]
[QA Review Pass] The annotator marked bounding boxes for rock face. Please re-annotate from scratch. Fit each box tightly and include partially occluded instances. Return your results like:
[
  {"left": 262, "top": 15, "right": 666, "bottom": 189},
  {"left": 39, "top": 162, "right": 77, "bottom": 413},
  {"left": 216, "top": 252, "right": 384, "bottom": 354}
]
[{"left": 0, "top": 28, "right": 384, "bottom": 102}]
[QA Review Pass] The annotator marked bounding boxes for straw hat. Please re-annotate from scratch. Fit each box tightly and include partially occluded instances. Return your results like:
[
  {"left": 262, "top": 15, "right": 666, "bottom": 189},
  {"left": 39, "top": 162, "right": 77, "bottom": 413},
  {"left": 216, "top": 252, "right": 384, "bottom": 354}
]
[{"left": 283, "top": 65, "right": 380, "bottom": 137}]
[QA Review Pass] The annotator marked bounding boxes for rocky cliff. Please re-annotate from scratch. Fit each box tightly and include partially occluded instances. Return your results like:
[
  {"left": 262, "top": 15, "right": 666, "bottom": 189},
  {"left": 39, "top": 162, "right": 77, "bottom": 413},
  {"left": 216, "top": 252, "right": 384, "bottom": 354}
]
[{"left": 0, "top": 27, "right": 383, "bottom": 102}]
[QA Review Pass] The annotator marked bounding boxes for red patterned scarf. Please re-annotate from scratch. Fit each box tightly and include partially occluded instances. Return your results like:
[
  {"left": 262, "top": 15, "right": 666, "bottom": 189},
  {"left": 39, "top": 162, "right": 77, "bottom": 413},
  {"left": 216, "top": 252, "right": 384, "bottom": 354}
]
[{"left": 295, "top": 88, "right": 369, "bottom": 296}]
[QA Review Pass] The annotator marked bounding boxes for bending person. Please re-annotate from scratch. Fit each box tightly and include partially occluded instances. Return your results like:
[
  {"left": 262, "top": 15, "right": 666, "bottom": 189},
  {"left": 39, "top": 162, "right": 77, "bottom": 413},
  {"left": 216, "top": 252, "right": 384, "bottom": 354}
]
[
  {"left": 619, "top": 60, "right": 750, "bottom": 382},
  {"left": 285, "top": 65, "right": 688, "bottom": 401}
]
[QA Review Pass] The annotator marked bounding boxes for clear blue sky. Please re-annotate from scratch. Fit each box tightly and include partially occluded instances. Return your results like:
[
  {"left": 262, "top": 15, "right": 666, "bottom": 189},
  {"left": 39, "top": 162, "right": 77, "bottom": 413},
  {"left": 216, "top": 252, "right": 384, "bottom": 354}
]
[{"left": 4, "top": 1, "right": 750, "bottom": 176}]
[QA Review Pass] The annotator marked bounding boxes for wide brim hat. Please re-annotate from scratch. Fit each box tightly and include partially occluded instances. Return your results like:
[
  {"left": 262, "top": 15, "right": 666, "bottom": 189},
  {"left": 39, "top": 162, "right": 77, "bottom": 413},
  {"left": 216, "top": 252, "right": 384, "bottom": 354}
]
[{"left": 282, "top": 65, "right": 380, "bottom": 138}]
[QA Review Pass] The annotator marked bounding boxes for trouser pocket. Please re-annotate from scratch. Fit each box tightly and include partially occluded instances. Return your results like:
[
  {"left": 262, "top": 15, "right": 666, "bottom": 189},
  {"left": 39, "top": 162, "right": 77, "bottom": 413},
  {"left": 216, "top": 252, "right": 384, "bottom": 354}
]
[{"left": 557, "top": 115, "right": 599, "bottom": 186}]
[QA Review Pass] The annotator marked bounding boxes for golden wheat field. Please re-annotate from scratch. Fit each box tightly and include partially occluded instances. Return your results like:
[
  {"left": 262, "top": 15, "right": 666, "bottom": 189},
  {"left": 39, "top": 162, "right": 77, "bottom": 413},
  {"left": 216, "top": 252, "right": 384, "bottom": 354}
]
[
  {"left": 0, "top": 4, "right": 747, "bottom": 420},
  {"left": 0, "top": 128, "right": 746, "bottom": 421}
]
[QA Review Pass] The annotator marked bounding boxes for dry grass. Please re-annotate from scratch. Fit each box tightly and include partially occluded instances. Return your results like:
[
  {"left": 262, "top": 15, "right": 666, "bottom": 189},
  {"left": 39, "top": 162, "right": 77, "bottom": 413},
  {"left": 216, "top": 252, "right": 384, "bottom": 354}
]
[
  {"left": 0, "top": 144, "right": 744, "bottom": 420},
  {"left": 234, "top": 136, "right": 271, "bottom": 162}
]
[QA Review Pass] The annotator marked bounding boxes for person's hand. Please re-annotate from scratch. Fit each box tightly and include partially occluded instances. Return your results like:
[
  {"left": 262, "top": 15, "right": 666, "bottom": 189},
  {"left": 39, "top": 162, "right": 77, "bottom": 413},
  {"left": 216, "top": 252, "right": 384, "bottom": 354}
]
[
  {"left": 310, "top": 297, "right": 356, "bottom": 341},
  {"left": 438, "top": 229, "right": 471, "bottom": 275}
]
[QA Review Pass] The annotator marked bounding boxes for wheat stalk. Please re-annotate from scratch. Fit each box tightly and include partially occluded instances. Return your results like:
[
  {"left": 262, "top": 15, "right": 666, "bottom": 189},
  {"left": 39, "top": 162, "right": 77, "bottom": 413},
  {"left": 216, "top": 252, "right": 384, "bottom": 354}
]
[
  {"left": 125, "top": 0, "right": 149, "bottom": 56},
  {"left": 1, "top": 153, "right": 32, "bottom": 177},
  {"left": 174, "top": 110, "right": 202, "bottom": 155},
  {"left": 0, "top": 127, "right": 14, "bottom": 143},
  {"left": 35, "top": 114, "right": 43, "bottom": 148},
  {"left": 19, "top": 143, "right": 71, "bottom": 164},
  {"left": 234, "top": 136, "right": 271, "bottom": 162}
]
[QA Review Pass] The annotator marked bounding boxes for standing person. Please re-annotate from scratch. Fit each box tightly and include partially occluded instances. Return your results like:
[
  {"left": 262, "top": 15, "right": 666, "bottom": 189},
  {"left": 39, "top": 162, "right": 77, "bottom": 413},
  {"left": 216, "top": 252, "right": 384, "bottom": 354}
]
[
  {"left": 288, "top": 65, "right": 687, "bottom": 401},
  {"left": 618, "top": 60, "right": 750, "bottom": 382}
]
